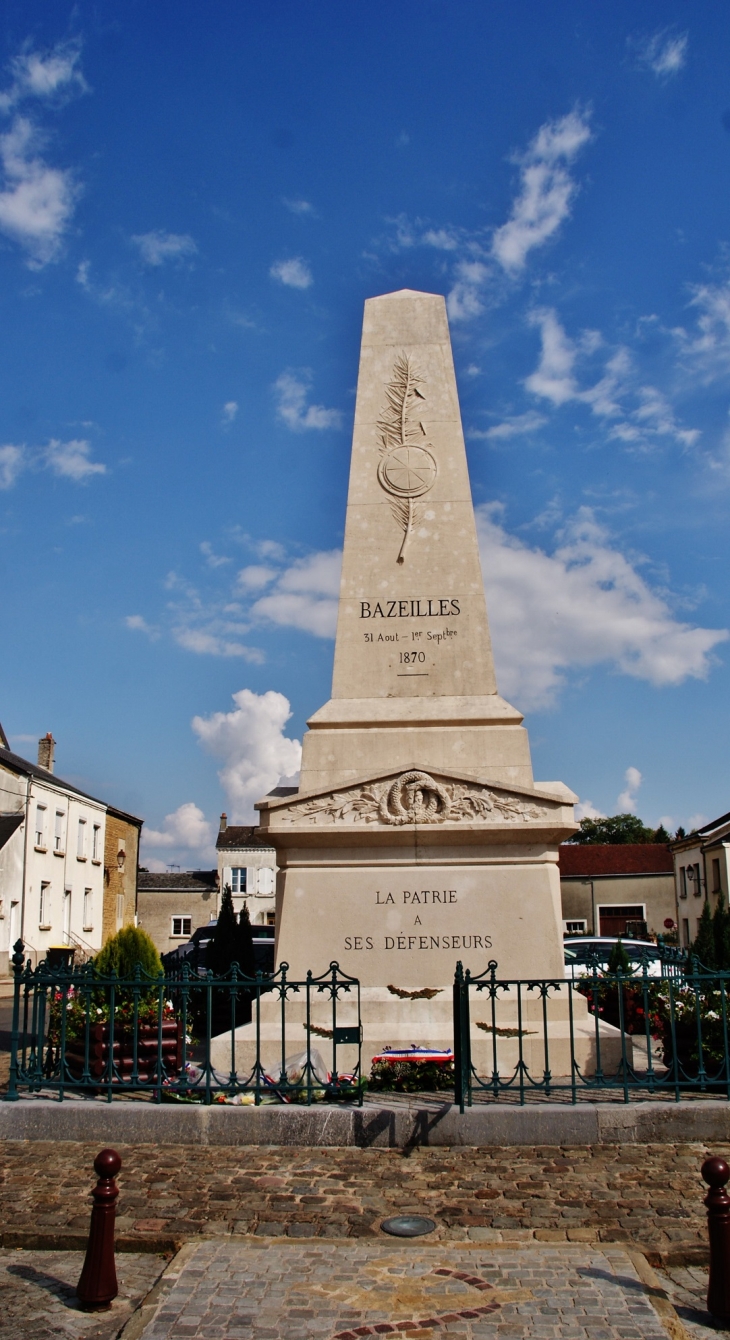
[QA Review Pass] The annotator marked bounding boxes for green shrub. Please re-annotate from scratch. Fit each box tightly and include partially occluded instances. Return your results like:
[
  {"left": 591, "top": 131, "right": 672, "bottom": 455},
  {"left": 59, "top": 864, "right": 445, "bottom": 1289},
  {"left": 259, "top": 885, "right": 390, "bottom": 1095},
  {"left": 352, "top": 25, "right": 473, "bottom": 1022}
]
[{"left": 94, "top": 926, "right": 162, "bottom": 980}]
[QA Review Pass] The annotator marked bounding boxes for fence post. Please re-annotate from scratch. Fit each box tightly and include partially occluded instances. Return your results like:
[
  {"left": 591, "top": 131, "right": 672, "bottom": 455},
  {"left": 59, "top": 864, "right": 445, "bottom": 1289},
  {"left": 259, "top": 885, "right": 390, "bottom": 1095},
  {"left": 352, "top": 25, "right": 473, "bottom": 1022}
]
[
  {"left": 5, "top": 940, "right": 25, "bottom": 1102},
  {"left": 702, "top": 1156, "right": 730, "bottom": 1319},
  {"left": 76, "top": 1149, "right": 122, "bottom": 1310},
  {"left": 453, "top": 962, "right": 470, "bottom": 1114}
]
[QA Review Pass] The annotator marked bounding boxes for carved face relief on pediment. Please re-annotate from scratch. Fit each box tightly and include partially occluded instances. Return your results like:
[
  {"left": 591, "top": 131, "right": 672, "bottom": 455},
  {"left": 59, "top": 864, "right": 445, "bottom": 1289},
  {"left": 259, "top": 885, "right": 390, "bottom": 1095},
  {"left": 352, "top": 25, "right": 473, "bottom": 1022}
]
[{"left": 278, "top": 769, "right": 555, "bottom": 827}]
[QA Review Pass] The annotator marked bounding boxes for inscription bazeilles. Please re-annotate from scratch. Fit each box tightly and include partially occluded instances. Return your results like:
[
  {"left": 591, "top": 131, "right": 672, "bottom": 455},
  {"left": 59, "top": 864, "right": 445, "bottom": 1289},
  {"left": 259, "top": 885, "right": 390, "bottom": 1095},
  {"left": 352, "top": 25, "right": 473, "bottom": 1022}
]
[{"left": 359, "top": 599, "right": 460, "bottom": 618}]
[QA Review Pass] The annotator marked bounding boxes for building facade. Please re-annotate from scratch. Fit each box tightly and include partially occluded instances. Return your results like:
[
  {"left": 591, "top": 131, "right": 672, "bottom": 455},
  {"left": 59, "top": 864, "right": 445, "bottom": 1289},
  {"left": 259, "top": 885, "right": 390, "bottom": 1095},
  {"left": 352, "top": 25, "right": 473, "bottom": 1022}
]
[
  {"left": 216, "top": 815, "right": 276, "bottom": 926},
  {"left": 102, "top": 806, "right": 142, "bottom": 945},
  {"left": 0, "top": 735, "right": 143, "bottom": 975},
  {"left": 671, "top": 812, "right": 730, "bottom": 948},
  {"left": 136, "top": 869, "right": 219, "bottom": 956},
  {"left": 559, "top": 843, "right": 676, "bottom": 939}
]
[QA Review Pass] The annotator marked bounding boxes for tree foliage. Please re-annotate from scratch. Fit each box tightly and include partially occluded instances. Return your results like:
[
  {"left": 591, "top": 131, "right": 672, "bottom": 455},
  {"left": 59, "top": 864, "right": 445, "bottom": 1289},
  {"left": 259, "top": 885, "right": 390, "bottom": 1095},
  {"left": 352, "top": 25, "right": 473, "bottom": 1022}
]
[
  {"left": 691, "top": 898, "right": 730, "bottom": 971},
  {"left": 94, "top": 926, "right": 162, "bottom": 979},
  {"left": 569, "top": 813, "right": 670, "bottom": 845},
  {"left": 206, "top": 885, "right": 257, "bottom": 977}
]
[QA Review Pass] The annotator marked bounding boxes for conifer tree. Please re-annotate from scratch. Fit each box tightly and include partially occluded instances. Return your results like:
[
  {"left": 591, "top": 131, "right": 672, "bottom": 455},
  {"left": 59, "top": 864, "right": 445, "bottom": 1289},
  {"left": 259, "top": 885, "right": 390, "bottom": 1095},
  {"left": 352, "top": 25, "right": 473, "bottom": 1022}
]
[
  {"left": 607, "top": 938, "right": 632, "bottom": 974},
  {"left": 236, "top": 900, "right": 257, "bottom": 979},
  {"left": 713, "top": 900, "right": 730, "bottom": 972},
  {"left": 692, "top": 900, "right": 716, "bottom": 970},
  {"left": 206, "top": 883, "right": 238, "bottom": 976}
]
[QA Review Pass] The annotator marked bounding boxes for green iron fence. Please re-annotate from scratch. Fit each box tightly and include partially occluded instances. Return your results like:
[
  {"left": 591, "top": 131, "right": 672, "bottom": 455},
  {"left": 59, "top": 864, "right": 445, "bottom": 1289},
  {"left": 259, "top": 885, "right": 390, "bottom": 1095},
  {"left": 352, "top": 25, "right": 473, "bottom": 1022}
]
[
  {"left": 4, "top": 939, "right": 362, "bottom": 1105},
  {"left": 453, "top": 952, "right": 730, "bottom": 1112}
]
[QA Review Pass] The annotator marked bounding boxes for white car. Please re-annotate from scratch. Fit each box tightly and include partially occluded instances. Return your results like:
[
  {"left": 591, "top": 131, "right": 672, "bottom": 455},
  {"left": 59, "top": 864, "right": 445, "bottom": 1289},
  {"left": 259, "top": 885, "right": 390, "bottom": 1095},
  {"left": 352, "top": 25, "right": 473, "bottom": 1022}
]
[{"left": 563, "top": 936, "right": 683, "bottom": 980}]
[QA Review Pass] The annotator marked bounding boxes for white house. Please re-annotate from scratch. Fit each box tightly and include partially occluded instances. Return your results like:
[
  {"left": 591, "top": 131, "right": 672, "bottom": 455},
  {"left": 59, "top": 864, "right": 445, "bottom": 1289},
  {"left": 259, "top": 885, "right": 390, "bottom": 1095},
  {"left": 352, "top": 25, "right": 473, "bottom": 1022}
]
[
  {"left": 0, "top": 733, "right": 108, "bottom": 975},
  {"left": 216, "top": 814, "right": 276, "bottom": 926},
  {"left": 670, "top": 810, "right": 730, "bottom": 948}
]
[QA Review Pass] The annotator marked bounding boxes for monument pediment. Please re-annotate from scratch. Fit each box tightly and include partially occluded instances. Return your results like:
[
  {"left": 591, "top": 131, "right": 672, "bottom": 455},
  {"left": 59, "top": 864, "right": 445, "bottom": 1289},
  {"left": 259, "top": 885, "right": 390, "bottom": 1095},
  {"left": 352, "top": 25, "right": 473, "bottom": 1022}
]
[{"left": 258, "top": 766, "right": 571, "bottom": 830}]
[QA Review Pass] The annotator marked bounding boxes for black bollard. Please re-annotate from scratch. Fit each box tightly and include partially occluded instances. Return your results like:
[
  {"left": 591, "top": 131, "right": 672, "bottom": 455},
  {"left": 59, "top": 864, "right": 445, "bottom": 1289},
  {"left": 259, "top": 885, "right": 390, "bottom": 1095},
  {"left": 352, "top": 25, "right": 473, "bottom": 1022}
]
[
  {"left": 702, "top": 1156, "right": 730, "bottom": 1319},
  {"left": 76, "top": 1149, "right": 122, "bottom": 1310}
]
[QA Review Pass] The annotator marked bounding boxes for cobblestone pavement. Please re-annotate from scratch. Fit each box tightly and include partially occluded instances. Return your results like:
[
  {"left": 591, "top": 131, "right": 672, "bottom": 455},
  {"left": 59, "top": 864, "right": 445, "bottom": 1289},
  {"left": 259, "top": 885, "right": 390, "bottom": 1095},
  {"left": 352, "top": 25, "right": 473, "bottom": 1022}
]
[
  {"left": 655, "top": 1265, "right": 728, "bottom": 1339},
  {"left": 137, "top": 1240, "right": 670, "bottom": 1340},
  {"left": 0, "top": 1141, "right": 718, "bottom": 1253},
  {"left": 0, "top": 1247, "right": 166, "bottom": 1340}
]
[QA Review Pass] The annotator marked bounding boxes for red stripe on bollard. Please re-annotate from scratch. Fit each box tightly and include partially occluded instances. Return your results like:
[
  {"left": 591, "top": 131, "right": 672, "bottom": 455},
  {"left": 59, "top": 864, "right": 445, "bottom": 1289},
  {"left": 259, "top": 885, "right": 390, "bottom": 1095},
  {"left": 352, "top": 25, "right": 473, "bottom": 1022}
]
[
  {"left": 76, "top": 1149, "right": 122, "bottom": 1311},
  {"left": 702, "top": 1156, "right": 730, "bottom": 1320}
]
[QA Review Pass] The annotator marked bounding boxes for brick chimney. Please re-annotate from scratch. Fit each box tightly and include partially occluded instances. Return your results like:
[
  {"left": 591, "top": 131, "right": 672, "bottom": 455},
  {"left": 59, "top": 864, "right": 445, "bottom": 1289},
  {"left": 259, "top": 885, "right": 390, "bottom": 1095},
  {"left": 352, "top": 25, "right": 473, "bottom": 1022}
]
[
  {"left": 219, "top": 812, "right": 227, "bottom": 832},
  {"left": 37, "top": 733, "right": 56, "bottom": 772}
]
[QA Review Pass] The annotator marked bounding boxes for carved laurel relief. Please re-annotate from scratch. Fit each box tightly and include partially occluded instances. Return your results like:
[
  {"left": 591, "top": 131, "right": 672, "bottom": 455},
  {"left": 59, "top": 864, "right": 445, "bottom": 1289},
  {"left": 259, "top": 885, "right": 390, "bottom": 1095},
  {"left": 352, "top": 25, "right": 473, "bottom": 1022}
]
[
  {"left": 283, "top": 770, "right": 550, "bottom": 827},
  {"left": 377, "top": 353, "right": 436, "bottom": 564}
]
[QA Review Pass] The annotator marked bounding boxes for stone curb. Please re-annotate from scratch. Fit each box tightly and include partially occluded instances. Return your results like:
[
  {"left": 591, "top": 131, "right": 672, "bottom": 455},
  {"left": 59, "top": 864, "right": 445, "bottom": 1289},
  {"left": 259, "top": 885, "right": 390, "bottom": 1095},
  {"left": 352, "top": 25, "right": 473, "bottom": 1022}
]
[{"left": 2, "top": 1098, "right": 730, "bottom": 1145}]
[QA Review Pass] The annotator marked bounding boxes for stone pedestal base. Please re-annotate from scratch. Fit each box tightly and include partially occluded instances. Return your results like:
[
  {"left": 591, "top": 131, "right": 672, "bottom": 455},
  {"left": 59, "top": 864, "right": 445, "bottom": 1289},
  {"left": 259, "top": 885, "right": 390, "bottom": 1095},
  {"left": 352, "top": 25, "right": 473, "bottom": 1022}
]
[{"left": 209, "top": 986, "right": 630, "bottom": 1083}]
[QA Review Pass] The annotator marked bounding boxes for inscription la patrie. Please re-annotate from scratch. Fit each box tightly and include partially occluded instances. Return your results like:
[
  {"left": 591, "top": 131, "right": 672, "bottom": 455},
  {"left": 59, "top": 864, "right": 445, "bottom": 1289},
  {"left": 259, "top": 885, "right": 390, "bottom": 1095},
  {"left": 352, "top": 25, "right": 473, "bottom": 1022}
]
[{"left": 343, "top": 887, "right": 493, "bottom": 953}]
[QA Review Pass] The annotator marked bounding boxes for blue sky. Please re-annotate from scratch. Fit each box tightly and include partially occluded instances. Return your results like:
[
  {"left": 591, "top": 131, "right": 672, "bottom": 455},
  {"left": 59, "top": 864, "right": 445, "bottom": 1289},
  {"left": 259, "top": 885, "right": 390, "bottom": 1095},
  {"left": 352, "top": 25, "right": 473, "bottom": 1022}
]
[{"left": 2, "top": 2, "right": 730, "bottom": 868}]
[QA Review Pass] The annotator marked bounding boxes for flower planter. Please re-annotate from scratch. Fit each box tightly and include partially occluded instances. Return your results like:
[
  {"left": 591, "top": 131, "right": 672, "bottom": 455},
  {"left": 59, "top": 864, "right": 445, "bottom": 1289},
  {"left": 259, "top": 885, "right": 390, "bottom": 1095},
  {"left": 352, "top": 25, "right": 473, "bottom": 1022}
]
[{"left": 64, "top": 1020, "right": 183, "bottom": 1083}]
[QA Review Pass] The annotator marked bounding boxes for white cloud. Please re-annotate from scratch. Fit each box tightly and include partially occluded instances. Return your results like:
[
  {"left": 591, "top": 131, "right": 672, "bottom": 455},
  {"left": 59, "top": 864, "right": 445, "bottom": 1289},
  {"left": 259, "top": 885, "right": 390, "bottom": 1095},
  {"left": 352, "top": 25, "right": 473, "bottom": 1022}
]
[
  {"left": 491, "top": 109, "right": 592, "bottom": 274},
  {"left": 132, "top": 230, "right": 197, "bottom": 266},
  {"left": 634, "top": 30, "right": 688, "bottom": 78},
  {"left": 270, "top": 257, "right": 312, "bottom": 289},
  {"left": 200, "top": 541, "right": 230, "bottom": 569},
  {"left": 274, "top": 372, "right": 342, "bottom": 431},
  {"left": 125, "top": 614, "right": 160, "bottom": 640},
  {"left": 252, "top": 550, "right": 341, "bottom": 638},
  {"left": 283, "top": 198, "right": 315, "bottom": 215},
  {"left": 144, "top": 802, "right": 215, "bottom": 858},
  {"left": 446, "top": 260, "right": 491, "bottom": 322},
  {"left": 477, "top": 504, "right": 728, "bottom": 710},
  {"left": 173, "top": 627, "right": 264, "bottom": 660},
  {"left": 479, "top": 411, "right": 548, "bottom": 441},
  {"left": 678, "top": 279, "right": 730, "bottom": 382},
  {"left": 44, "top": 438, "right": 105, "bottom": 481},
  {"left": 0, "top": 117, "right": 78, "bottom": 266},
  {"left": 526, "top": 309, "right": 699, "bottom": 448},
  {"left": 236, "top": 565, "right": 277, "bottom": 591},
  {"left": 687, "top": 812, "right": 710, "bottom": 833},
  {"left": 222, "top": 400, "right": 238, "bottom": 425},
  {"left": 0, "top": 443, "right": 25, "bottom": 488},
  {"left": 0, "top": 41, "right": 87, "bottom": 111},
  {"left": 193, "top": 688, "right": 302, "bottom": 822},
  {"left": 617, "top": 766, "right": 642, "bottom": 813},
  {"left": 575, "top": 799, "right": 605, "bottom": 821}
]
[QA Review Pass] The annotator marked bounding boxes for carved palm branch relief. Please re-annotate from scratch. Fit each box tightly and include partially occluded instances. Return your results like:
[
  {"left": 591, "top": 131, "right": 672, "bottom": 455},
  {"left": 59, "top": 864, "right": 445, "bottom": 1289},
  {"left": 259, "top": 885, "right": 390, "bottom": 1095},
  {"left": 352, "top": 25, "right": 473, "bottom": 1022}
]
[{"left": 376, "top": 352, "right": 436, "bottom": 564}]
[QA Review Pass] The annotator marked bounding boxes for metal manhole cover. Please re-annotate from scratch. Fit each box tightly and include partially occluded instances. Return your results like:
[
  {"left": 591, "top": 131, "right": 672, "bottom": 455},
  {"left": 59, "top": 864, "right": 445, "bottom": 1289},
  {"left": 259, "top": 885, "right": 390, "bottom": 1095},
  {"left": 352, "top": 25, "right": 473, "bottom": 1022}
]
[{"left": 380, "top": 1215, "right": 436, "bottom": 1237}]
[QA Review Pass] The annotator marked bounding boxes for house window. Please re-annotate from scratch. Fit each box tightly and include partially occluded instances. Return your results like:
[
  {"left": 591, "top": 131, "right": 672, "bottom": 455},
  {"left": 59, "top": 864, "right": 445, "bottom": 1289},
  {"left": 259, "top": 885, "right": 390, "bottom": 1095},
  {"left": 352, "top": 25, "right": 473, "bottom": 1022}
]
[
  {"left": 679, "top": 867, "right": 688, "bottom": 899},
  {"left": 54, "top": 811, "right": 65, "bottom": 852},
  {"left": 682, "top": 918, "right": 690, "bottom": 947},
  {"left": 77, "top": 818, "right": 87, "bottom": 859},
  {"left": 257, "top": 867, "right": 275, "bottom": 896},
  {"left": 39, "top": 882, "right": 51, "bottom": 927},
  {"left": 266, "top": 912, "right": 276, "bottom": 926},
  {"left": 688, "top": 862, "right": 702, "bottom": 897},
  {"left": 713, "top": 859, "right": 721, "bottom": 894},
  {"left": 35, "top": 805, "right": 47, "bottom": 848},
  {"left": 171, "top": 916, "right": 192, "bottom": 938},
  {"left": 231, "top": 868, "right": 247, "bottom": 893},
  {"left": 92, "top": 824, "right": 101, "bottom": 861},
  {"left": 83, "top": 888, "right": 93, "bottom": 930},
  {"left": 116, "top": 894, "right": 124, "bottom": 929},
  {"left": 563, "top": 920, "right": 587, "bottom": 935}
]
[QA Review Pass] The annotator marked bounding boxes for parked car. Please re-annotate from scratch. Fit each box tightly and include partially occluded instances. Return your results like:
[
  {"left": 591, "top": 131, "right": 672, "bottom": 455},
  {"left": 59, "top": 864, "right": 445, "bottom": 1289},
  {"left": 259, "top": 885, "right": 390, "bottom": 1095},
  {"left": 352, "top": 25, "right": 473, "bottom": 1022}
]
[
  {"left": 563, "top": 936, "right": 683, "bottom": 979},
  {"left": 162, "top": 921, "right": 276, "bottom": 976}
]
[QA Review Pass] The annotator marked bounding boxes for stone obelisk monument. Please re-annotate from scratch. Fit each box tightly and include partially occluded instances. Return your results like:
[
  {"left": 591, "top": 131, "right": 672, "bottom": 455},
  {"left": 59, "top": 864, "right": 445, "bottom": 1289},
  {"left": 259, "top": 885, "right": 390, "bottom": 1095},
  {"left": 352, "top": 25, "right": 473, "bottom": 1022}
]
[{"left": 256, "top": 290, "right": 578, "bottom": 988}]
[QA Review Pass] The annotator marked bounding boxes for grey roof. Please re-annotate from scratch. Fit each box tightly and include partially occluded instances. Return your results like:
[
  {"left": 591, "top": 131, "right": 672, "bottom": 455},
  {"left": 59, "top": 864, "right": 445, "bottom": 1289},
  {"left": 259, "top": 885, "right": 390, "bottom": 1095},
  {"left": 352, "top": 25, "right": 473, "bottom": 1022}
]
[
  {"left": 137, "top": 869, "right": 218, "bottom": 892},
  {"left": 216, "top": 824, "right": 273, "bottom": 850}
]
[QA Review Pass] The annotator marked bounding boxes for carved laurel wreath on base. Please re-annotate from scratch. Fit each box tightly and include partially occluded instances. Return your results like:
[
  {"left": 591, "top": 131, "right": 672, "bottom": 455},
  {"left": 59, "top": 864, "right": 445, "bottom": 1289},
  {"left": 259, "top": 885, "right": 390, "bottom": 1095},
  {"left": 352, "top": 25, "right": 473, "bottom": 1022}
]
[{"left": 283, "top": 769, "right": 549, "bottom": 827}]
